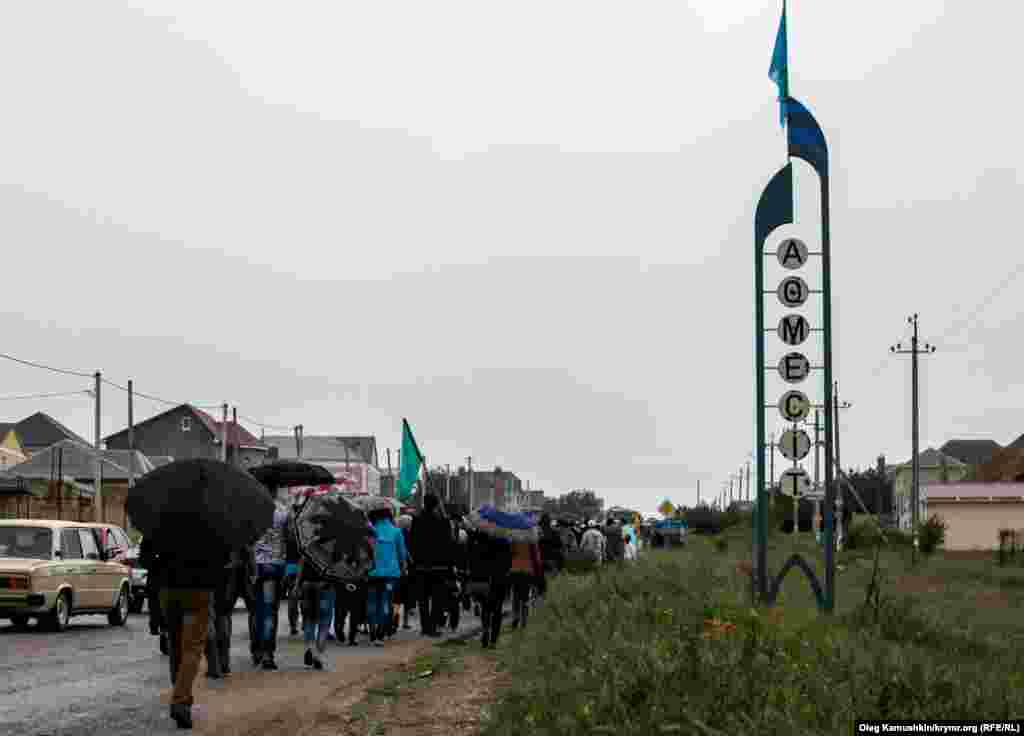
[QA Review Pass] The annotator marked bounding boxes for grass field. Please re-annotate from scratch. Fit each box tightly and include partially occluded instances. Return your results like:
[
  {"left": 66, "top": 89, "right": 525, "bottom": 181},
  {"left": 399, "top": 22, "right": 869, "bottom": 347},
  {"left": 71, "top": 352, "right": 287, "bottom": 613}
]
[{"left": 480, "top": 522, "right": 1024, "bottom": 735}]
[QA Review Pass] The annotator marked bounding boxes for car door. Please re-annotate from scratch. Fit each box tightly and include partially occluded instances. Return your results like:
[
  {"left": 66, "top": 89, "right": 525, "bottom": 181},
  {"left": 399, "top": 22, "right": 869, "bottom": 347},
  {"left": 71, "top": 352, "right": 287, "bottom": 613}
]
[
  {"left": 58, "top": 529, "right": 85, "bottom": 610},
  {"left": 97, "top": 527, "right": 127, "bottom": 606},
  {"left": 76, "top": 528, "right": 104, "bottom": 609}
]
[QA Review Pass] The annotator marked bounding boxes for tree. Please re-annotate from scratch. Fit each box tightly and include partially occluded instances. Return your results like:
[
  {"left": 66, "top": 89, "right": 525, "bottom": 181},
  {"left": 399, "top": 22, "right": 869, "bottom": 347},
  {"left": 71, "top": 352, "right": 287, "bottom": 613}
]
[{"left": 541, "top": 489, "right": 605, "bottom": 521}]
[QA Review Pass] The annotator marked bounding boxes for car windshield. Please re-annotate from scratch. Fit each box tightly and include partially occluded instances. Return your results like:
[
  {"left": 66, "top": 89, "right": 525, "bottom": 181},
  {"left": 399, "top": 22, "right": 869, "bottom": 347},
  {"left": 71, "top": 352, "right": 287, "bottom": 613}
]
[{"left": 0, "top": 527, "right": 54, "bottom": 560}]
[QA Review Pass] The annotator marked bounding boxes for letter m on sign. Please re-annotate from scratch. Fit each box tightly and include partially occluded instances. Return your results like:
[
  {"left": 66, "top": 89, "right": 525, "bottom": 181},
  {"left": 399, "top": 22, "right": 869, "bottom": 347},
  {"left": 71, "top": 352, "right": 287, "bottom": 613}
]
[{"left": 780, "top": 315, "right": 809, "bottom": 345}]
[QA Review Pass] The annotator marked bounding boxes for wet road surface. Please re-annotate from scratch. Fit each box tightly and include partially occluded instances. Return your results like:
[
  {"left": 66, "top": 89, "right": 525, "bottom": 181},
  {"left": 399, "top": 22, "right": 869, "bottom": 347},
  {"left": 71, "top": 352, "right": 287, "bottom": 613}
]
[{"left": 1, "top": 602, "right": 492, "bottom": 736}]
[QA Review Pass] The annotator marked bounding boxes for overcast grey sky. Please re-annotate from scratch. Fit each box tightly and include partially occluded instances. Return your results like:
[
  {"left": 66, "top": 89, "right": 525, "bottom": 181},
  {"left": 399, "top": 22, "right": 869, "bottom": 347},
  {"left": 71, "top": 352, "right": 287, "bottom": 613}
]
[{"left": 1, "top": 1, "right": 1021, "bottom": 515}]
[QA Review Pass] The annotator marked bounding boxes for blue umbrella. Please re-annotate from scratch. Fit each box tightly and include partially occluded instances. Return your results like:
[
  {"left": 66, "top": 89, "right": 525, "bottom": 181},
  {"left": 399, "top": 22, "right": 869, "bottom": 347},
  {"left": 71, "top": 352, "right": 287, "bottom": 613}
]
[{"left": 477, "top": 505, "right": 535, "bottom": 530}]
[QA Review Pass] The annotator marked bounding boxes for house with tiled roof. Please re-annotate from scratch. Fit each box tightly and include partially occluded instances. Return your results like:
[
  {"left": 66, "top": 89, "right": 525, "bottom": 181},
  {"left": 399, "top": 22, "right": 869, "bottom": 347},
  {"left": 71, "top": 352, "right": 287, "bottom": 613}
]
[
  {"left": 104, "top": 404, "right": 269, "bottom": 468},
  {"left": 1, "top": 412, "right": 90, "bottom": 457},
  {"left": 939, "top": 439, "right": 1002, "bottom": 472}
]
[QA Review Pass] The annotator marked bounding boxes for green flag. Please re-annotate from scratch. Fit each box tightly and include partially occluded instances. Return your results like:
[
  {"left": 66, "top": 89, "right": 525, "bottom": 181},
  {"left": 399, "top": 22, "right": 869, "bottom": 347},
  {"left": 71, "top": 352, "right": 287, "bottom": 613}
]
[{"left": 397, "top": 418, "right": 424, "bottom": 501}]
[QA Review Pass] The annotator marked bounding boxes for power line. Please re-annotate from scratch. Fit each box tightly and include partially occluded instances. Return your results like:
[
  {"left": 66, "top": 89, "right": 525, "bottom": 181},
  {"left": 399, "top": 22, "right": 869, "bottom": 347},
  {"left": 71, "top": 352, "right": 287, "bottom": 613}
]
[
  {"left": 238, "top": 414, "right": 293, "bottom": 432},
  {"left": 0, "top": 353, "right": 94, "bottom": 378},
  {"left": 0, "top": 389, "right": 94, "bottom": 401},
  {"left": 869, "top": 260, "right": 1024, "bottom": 380},
  {"left": 99, "top": 378, "right": 220, "bottom": 410}
]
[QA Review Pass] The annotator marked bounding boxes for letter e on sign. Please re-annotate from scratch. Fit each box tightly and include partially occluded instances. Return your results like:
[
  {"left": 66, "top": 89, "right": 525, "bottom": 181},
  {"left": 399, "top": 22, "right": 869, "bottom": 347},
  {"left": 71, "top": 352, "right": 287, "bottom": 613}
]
[
  {"left": 776, "top": 238, "right": 809, "bottom": 270},
  {"left": 777, "top": 276, "right": 809, "bottom": 308},
  {"left": 777, "top": 352, "right": 811, "bottom": 383},
  {"left": 777, "top": 314, "right": 810, "bottom": 346},
  {"left": 778, "top": 390, "right": 811, "bottom": 423}
]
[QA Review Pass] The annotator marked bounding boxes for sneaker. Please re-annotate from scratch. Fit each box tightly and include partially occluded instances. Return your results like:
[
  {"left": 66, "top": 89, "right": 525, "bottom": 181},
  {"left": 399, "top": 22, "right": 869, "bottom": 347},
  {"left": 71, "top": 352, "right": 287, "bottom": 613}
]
[
  {"left": 348, "top": 639, "right": 358, "bottom": 647},
  {"left": 373, "top": 639, "right": 384, "bottom": 647},
  {"left": 251, "top": 653, "right": 263, "bottom": 667},
  {"left": 261, "top": 656, "right": 278, "bottom": 671},
  {"left": 289, "top": 628, "right": 299, "bottom": 636},
  {"left": 312, "top": 656, "right": 324, "bottom": 670},
  {"left": 304, "top": 649, "right": 314, "bottom": 668}
]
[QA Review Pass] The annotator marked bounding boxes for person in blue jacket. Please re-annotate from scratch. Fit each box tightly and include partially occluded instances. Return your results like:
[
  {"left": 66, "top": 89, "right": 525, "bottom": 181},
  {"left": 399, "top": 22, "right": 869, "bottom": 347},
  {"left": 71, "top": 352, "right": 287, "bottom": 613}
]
[{"left": 366, "top": 507, "right": 408, "bottom": 647}]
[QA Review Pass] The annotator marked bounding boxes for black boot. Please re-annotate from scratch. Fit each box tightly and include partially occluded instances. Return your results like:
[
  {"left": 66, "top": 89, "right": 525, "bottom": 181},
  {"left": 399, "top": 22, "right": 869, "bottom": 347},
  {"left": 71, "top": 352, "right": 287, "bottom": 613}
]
[{"left": 169, "top": 703, "right": 192, "bottom": 729}]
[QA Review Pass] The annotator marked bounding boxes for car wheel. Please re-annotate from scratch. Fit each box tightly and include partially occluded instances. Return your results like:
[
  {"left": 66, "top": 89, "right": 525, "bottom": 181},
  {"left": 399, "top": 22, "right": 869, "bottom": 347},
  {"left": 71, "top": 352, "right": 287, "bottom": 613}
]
[
  {"left": 10, "top": 615, "right": 30, "bottom": 630},
  {"left": 128, "top": 596, "right": 144, "bottom": 615},
  {"left": 46, "top": 592, "right": 71, "bottom": 632},
  {"left": 108, "top": 586, "right": 129, "bottom": 626}
]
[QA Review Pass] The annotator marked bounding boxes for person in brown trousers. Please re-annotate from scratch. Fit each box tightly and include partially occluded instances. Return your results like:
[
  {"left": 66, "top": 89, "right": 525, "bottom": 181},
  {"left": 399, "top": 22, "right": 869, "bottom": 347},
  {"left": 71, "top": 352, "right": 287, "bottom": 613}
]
[{"left": 153, "top": 533, "right": 232, "bottom": 729}]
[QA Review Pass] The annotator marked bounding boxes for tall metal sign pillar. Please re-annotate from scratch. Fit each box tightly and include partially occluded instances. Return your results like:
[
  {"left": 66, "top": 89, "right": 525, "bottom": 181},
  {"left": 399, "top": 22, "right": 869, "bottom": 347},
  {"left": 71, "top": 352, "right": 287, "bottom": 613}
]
[{"left": 754, "top": 95, "right": 833, "bottom": 612}]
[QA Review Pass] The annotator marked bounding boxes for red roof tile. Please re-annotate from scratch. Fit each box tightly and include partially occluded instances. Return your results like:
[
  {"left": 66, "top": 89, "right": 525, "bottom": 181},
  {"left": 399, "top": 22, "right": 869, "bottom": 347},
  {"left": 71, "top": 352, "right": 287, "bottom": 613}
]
[{"left": 193, "top": 409, "right": 264, "bottom": 447}]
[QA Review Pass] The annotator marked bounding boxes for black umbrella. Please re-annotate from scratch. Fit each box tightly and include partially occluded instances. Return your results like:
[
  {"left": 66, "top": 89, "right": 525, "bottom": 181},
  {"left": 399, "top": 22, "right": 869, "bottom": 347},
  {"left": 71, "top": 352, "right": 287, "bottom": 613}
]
[
  {"left": 127, "top": 458, "right": 275, "bottom": 551},
  {"left": 248, "top": 461, "right": 336, "bottom": 490},
  {"left": 293, "top": 492, "right": 374, "bottom": 583}
]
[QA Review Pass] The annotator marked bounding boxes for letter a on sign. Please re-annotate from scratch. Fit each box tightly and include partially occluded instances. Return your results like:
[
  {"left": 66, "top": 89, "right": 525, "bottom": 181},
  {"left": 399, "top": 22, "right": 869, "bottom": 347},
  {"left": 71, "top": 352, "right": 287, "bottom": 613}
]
[
  {"left": 776, "top": 238, "right": 809, "bottom": 270},
  {"left": 777, "top": 314, "right": 810, "bottom": 345}
]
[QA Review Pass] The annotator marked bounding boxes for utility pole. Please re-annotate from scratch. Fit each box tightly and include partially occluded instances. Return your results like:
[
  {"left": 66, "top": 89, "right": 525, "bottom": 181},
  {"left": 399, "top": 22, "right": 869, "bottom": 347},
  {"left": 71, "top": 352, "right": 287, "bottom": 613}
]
[
  {"left": 467, "top": 456, "right": 474, "bottom": 510},
  {"left": 696, "top": 479, "right": 701, "bottom": 507},
  {"left": 94, "top": 371, "right": 103, "bottom": 523},
  {"left": 891, "top": 314, "right": 936, "bottom": 565},
  {"left": 221, "top": 403, "right": 229, "bottom": 463},
  {"left": 128, "top": 380, "right": 135, "bottom": 490},
  {"left": 446, "top": 463, "right": 451, "bottom": 503},
  {"left": 232, "top": 407, "right": 238, "bottom": 467},
  {"left": 813, "top": 409, "right": 823, "bottom": 542},
  {"left": 833, "top": 383, "right": 852, "bottom": 550},
  {"left": 294, "top": 426, "right": 301, "bottom": 459}
]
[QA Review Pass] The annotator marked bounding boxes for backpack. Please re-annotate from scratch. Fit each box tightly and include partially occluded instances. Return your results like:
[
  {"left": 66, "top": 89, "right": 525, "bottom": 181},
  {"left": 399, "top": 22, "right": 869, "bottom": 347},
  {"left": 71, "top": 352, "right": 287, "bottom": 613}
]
[{"left": 580, "top": 530, "right": 603, "bottom": 561}]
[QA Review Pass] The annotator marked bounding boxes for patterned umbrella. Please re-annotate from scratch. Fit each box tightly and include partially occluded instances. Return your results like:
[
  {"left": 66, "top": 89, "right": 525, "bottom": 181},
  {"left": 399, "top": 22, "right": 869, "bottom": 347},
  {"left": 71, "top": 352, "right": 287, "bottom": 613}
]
[
  {"left": 293, "top": 492, "right": 374, "bottom": 583},
  {"left": 465, "top": 505, "right": 539, "bottom": 544}
]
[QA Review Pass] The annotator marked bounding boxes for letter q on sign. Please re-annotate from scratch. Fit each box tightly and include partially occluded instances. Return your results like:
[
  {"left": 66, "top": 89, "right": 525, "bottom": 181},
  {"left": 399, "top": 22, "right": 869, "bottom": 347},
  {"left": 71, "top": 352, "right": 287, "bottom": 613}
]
[{"left": 776, "top": 275, "right": 809, "bottom": 308}]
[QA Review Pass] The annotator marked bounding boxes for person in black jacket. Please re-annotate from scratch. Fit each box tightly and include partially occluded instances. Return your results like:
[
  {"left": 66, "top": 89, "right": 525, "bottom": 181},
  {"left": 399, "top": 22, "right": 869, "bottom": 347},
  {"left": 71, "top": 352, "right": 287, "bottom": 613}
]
[
  {"left": 138, "top": 536, "right": 168, "bottom": 655},
  {"left": 284, "top": 500, "right": 305, "bottom": 636},
  {"left": 153, "top": 532, "right": 232, "bottom": 730},
  {"left": 537, "top": 514, "right": 564, "bottom": 596},
  {"left": 466, "top": 529, "right": 512, "bottom": 648},
  {"left": 409, "top": 494, "right": 455, "bottom": 637}
]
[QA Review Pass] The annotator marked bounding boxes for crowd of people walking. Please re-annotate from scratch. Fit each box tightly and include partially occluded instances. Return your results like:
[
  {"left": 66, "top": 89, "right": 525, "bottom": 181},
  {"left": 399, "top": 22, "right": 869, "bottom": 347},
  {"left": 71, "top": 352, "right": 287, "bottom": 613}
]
[{"left": 141, "top": 492, "right": 641, "bottom": 729}]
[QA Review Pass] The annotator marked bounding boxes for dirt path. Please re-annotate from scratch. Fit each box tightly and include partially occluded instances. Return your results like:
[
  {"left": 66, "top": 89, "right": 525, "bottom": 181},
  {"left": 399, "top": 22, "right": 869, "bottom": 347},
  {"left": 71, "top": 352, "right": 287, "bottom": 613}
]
[{"left": 160, "top": 638, "right": 445, "bottom": 735}]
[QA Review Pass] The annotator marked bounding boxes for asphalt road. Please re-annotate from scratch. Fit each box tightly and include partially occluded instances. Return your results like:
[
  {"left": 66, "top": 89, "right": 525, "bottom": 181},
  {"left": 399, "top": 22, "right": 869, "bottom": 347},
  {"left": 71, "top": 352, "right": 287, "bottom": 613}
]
[{"left": 0, "top": 601, "right": 493, "bottom": 736}]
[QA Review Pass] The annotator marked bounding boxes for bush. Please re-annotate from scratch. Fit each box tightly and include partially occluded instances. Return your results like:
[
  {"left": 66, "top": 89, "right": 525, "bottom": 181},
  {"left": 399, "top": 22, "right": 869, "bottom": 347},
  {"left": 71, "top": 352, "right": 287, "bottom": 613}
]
[
  {"left": 845, "top": 517, "right": 883, "bottom": 550},
  {"left": 918, "top": 514, "right": 947, "bottom": 556}
]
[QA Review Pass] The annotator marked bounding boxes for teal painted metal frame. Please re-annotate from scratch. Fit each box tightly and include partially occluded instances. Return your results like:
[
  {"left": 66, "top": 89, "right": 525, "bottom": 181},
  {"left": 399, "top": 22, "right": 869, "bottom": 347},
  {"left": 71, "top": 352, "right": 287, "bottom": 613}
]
[{"left": 754, "top": 97, "right": 834, "bottom": 613}]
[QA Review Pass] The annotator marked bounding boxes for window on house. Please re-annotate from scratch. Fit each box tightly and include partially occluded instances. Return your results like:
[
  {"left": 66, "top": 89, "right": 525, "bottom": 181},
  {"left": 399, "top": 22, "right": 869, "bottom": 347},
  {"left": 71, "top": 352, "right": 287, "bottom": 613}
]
[{"left": 181, "top": 416, "right": 192, "bottom": 432}]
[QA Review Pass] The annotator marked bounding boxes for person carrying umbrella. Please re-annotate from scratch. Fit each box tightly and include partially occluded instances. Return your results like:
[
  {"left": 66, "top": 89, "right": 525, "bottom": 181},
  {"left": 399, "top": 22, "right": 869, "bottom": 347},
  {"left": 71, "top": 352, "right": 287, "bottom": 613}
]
[
  {"left": 333, "top": 524, "right": 374, "bottom": 646},
  {"left": 127, "top": 459, "right": 275, "bottom": 729},
  {"left": 366, "top": 507, "right": 408, "bottom": 647},
  {"left": 410, "top": 493, "right": 455, "bottom": 638},
  {"left": 466, "top": 528, "right": 512, "bottom": 649},
  {"left": 296, "top": 540, "right": 343, "bottom": 669},
  {"left": 250, "top": 495, "right": 290, "bottom": 670},
  {"left": 284, "top": 496, "right": 306, "bottom": 637}
]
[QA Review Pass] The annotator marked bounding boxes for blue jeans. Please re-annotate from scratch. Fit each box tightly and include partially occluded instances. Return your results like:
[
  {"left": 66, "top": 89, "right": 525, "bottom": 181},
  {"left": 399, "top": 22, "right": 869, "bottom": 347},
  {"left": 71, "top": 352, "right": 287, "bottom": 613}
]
[
  {"left": 254, "top": 562, "right": 285, "bottom": 654},
  {"left": 367, "top": 578, "right": 394, "bottom": 628},
  {"left": 302, "top": 586, "right": 337, "bottom": 653}
]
